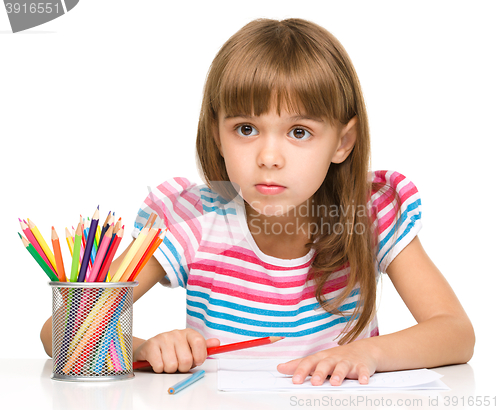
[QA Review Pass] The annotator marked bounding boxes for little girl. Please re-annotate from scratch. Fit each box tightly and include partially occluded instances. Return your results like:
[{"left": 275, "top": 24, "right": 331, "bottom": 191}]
[{"left": 41, "top": 18, "right": 475, "bottom": 386}]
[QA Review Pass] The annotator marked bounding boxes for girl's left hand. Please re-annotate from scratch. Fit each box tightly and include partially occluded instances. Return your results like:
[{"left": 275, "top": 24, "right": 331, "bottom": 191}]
[{"left": 276, "top": 341, "right": 378, "bottom": 386}]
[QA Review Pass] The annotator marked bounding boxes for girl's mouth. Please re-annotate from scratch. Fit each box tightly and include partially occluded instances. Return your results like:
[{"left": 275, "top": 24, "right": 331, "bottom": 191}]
[{"left": 255, "top": 184, "right": 286, "bottom": 195}]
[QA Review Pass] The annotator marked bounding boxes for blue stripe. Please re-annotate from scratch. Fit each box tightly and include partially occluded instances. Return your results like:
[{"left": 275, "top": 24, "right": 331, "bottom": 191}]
[
  {"left": 378, "top": 198, "right": 421, "bottom": 252},
  {"left": 378, "top": 209, "right": 422, "bottom": 269},
  {"left": 187, "top": 288, "right": 360, "bottom": 317},
  {"left": 202, "top": 204, "right": 237, "bottom": 216},
  {"left": 200, "top": 189, "right": 230, "bottom": 205},
  {"left": 134, "top": 209, "right": 151, "bottom": 231},
  {"left": 188, "top": 309, "right": 360, "bottom": 338},
  {"left": 187, "top": 299, "right": 359, "bottom": 328},
  {"left": 158, "top": 238, "right": 188, "bottom": 287}
]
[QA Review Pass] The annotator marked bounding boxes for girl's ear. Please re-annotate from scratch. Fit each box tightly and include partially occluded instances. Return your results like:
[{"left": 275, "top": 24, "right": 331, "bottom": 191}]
[{"left": 331, "top": 116, "right": 358, "bottom": 164}]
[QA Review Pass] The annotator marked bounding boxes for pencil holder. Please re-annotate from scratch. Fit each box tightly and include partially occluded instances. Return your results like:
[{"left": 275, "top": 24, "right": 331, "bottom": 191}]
[{"left": 49, "top": 281, "right": 138, "bottom": 382}]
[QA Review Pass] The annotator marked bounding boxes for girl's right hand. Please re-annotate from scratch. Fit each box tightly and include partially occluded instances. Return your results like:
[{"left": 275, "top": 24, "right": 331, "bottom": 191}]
[{"left": 134, "top": 329, "right": 220, "bottom": 373}]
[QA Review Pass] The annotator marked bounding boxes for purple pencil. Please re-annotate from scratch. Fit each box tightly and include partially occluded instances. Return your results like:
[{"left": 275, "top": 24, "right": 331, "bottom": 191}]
[{"left": 77, "top": 206, "right": 99, "bottom": 282}]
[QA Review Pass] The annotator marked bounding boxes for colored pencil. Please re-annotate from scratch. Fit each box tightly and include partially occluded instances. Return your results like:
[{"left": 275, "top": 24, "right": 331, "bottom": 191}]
[
  {"left": 168, "top": 370, "right": 205, "bottom": 394},
  {"left": 110, "top": 224, "right": 149, "bottom": 282},
  {"left": 87, "top": 223, "right": 113, "bottom": 282},
  {"left": 19, "top": 233, "right": 59, "bottom": 282},
  {"left": 27, "top": 218, "right": 58, "bottom": 273},
  {"left": 132, "top": 336, "right": 285, "bottom": 370},
  {"left": 70, "top": 223, "right": 83, "bottom": 282},
  {"left": 19, "top": 219, "right": 57, "bottom": 275},
  {"left": 98, "top": 211, "right": 112, "bottom": 248},
  {"left": 62, "top": 288, "right": 124, "bottom": 374},
  {"left": 78, "top": 207, "right": 99, "bottom": 282},
  {"left": 65, "top": 228, "right": 74, "bottom": 257},
  {"left": 95, "top": 227, "right": 123, "bottom": 282},
  {"left": 128, "top": 230, "right": 165, "bottom": 282},
  {"left": 51, "top": 227, "right": 67, "bottom": 281},
  {"left": 118, "top": 227, "right": 158, "bottom": 282},
  {"left": 207, "top": 336, "right": 285, "bottom": 355}
]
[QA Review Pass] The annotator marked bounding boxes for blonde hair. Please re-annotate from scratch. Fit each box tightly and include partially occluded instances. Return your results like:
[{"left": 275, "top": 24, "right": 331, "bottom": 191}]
[{"left": 196, "top": 18, "right": 398, "bottom": 344}]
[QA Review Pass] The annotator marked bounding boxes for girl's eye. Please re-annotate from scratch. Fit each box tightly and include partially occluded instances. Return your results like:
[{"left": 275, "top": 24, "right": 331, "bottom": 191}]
[
  {"left": 235, "top": 124, "right": 258, "bottom": 137},
  {"left": 288, "top": 128, "right": 311, "bottom": 140}
]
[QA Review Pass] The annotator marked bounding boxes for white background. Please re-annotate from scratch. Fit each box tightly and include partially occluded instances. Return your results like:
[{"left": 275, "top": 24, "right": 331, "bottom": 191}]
[{"left": 1, "top": 0, "right": 498, "bottom": 383}]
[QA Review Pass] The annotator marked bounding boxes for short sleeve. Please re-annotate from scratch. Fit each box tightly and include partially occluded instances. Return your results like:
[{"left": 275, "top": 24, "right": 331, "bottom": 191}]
[
  {"left": 132, "top": 177, "right": 204, "bottom": 288},
  {"left": 370, "top": 170, "right": 423, "bottom": 273}
]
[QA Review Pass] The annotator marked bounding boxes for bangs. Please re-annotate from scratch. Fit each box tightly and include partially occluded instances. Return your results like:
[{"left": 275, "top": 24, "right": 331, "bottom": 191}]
[{"left": 212, "top": 22, "right": 352, "bottom": 125}]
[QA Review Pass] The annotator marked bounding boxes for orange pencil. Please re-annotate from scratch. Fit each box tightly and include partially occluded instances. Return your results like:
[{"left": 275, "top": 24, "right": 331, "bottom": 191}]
[
  {"left": 51, "top": 227, "right": 67, "bottom": 281},
  {"left": 128, "top": 231, "right": 165, "bottom": 282},
  {"left": 119, "top": 226, "right": 158, "bottom": 282}
]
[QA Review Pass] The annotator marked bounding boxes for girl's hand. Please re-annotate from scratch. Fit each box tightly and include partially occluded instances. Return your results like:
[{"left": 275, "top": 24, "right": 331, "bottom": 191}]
[
  {"left": 276, "top": 341, "right": 378, "bottom": 386},
  {"left": 134, "top": 329, "right": 220, "bottom": 373}
]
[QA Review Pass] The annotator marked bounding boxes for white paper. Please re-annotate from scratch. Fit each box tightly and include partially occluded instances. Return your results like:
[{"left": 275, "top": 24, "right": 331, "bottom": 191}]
[{"left": 217, "top": 359, "right": 450, "bottom": 391}]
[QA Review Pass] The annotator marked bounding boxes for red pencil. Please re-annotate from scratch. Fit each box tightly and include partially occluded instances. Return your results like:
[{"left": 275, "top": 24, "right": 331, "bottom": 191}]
[
  {"left": 132, "top": 336, "right": 285, "bottom": 370},
  {"left": 95, "top": 227, "right": 123, "bottom": 282},
  {"left": 128, "top": 230, "right": 165, "bottom": 282}
]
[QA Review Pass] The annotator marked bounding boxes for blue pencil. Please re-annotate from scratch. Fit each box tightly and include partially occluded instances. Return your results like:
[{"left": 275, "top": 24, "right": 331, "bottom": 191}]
[
  {"left": 77, "top": 207, "right": 99, "bottom": 282},
  {"left": 168, "top": 370, "right": 205, "bottom": 394}
]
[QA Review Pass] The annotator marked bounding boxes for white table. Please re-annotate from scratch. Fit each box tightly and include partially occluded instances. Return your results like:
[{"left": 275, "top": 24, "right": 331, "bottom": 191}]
[{"left": 0, "top": 358, "right": 495, "bottom": 410}]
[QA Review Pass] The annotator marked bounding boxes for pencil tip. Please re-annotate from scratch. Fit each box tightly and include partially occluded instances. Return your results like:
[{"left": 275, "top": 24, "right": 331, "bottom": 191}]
[{"left": 18, "top": 232, "right": 21, "bottom": 238}]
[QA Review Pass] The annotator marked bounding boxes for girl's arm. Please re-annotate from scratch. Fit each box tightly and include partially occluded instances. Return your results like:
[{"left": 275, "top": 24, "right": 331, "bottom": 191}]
[{"left": 277, "top": 236, "right": 475, "bottom": 385}]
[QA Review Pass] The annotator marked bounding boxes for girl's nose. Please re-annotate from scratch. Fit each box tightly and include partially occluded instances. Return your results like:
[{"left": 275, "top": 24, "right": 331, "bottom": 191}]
[{"left": 257, "top": 137, "right": 285, "bottom": 169}]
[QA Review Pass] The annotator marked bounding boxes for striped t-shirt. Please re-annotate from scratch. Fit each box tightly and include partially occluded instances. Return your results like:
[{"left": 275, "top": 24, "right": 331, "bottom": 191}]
[{"left": 131, "top": 170, "right": 422, "bottom": 359}]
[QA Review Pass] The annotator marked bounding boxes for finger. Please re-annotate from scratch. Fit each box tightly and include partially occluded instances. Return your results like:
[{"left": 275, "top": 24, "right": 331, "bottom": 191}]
[
  {"left": 276, "top": 358, "right": 302, "bottom": 375},
  {"left": 205, "top": 338, "right": 221, "bottom": 348},
  {"left": 159, "top": 342, "right": 178, "bottom": 373},
  {"left": 330, "top": 360, "right": 351, "bottom": 386},
  {"left": 143, "top": 344, "right": 165, "bottom": 374},
  {"left": 291, "top": 358, "right": 319, "bottom": 384},
  {"left": 357, "top": 365, "right": 371, "bottom": 385},
  {"left": 174, "top": 338, "right": 195, "bottom": 373},
  {"left": 187, "top": 332, "right": 209, "bottom": 367},
  {"left": 310, "top": 358, "right": 337, "bottom": 386}
]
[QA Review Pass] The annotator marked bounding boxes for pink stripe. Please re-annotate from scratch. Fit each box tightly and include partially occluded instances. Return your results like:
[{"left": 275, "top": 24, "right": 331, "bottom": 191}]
[
  {"left": 158, "top": 178, "right": 203, "bottom": 215},
  {"left": 197, "top": 244, "right": 313, "bottom": 272},
  {"left": 145, "top": 193, "right": 196, "bottom": 267},
  {"left": 372, "top": 171, "right": 402, "bottom": 211},
  {"left": 188, "top": 273, "right": 348, "bottom": 305},
  {"left": 145, "top": 186, "right": 201, "bottom": 268},
  {"left": 191, "top": 261, "right": 309, "bottom": 287},
  {"left": 155, "top": 180, "right": 202, "bottom": 243},
  {"left": 378, "top": 208, "right": 397, "bottom": 234}
]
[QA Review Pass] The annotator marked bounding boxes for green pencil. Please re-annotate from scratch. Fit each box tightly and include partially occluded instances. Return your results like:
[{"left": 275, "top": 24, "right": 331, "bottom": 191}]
[
  {"left": 70, "top": 222, "right": 83, "bottom": 282},
  {"left": 19, "top": 232, "right": 59, "bottom": 282}
]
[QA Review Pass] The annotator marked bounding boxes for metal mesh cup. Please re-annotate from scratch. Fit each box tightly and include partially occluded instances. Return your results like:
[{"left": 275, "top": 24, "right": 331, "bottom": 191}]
[{"left": 49, "top": 281, "right": 138, "bottom": 382}]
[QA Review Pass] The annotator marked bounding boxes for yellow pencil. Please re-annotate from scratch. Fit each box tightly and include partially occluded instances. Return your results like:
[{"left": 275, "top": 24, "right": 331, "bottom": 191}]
[
  {"left": 27, "top": 218, "right": 57, "bottom": 273},
  {"left": 118, "top": 227, "right": 158, "bottom": 282},
  {"left": 65, "top": 228, "right": 74, "bottom": 257},
  {"left": 106, "top": 352, "right": 114, "bottom": 371},
  {"left": 110, "top": 225, "right": 150, "bottom": 282},
  {"left": 116, "top": 321, "right": 130, "bottom": 370}
]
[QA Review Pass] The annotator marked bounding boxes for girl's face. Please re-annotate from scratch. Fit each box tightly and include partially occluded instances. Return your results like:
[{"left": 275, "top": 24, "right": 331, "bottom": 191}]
[{"left": 216, "top": 107, "right": 357, "bottom": 217}]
